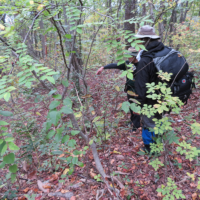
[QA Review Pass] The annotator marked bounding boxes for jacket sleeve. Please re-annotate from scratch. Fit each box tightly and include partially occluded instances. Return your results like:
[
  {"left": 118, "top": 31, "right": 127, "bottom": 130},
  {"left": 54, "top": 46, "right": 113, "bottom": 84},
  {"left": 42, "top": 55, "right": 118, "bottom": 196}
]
[
  {"left": 103, "top": 62, "right": 127, "bottom": 70},
  {"left": 134, "top": 59, "right": 150, "bottom": 106}
]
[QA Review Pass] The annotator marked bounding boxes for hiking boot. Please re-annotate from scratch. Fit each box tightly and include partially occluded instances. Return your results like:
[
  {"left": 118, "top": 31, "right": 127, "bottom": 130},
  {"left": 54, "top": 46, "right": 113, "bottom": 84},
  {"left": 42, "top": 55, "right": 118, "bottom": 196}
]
[{"left": 139, "top": 144, "right": 154, "bottom": 155}]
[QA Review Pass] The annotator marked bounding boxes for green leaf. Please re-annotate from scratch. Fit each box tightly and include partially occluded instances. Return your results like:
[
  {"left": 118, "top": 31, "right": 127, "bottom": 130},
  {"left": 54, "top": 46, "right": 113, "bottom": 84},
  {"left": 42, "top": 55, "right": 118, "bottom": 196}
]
[
  {"left": 63, "top": 97, "right": 72, "bottom": 107},
  {"left": 0, "top": 110, "right": 13, "bottom": 117},
  {"left": 0, "top": 142, "right": 7, "bottom": 155},
  {"left": 4, "top": 93, "right": 11, "bottom": 102},
  {"left": 64, "top": 34, "right": 72, "bottom": 39},
  {"left": 49, "top": 101, "right": 61, "bottom": 110},
  {"left": 121, "top": 101, "right": 130, "bottom": 113},
  {"left": 50, "top": 111, "right": 61, "bottom": 126},
  {"left": 5, "top": 137, "right": 14, "bottom": 142},
  {"left": 137, "top": 151, "right": 145, "bottom": 155},
  {"left": 57, "top": 126, "right": 64, "bottom": 134},
  {"left": 3, "top": 153, "right": 15, "bottom": 164},
  {"left": 45, "top": 121, "right": 52, "bottom": 131},
  {"left": 8, "top": 142, "right": 20, "bottom": 151},
  {"left": 0, "top": 161, "right": 5, "bottom": 169},
  {"left": 70, "top": 26, "right": 77, "bottom": 31},
  {"left": 9, "top": 164, "right": 18, "bottom": 173},
  {"left": 54, "top": 132, "right": 62, "bottom": 142},
  {"left": 61, "top": 135, "right": 69, "bottom": 143},
  {"left": 48, "top": 89, "right": 57, "bottom": 96},
  {"left": 77, "top": 161, "right": 84, "bottom": 167},
  {"left": 117, "top": 60, "right": 125, "bottom": 66},
  {"left": 11, "top": 173, "right": 16, "bottom": 183},
  {"left": 71, "top": 130, "right": 80, "bottom": 136},
  {"left": 0, "top": 121, "right": 9, "bottom": 125},
  {"left": 47, "top": 130, "right": 55, "bottom": 139},
  {"left": 76, "top": 27, "right": 82, "bottom": 34},
  {"left": 53, "top": 94, "right": 62, "bottom": 99},
  {"left": 130, "top": 103, "right": 141, "bottom": 113},
  {"left": 72, "top": 157, "right": 78, "bottom": 164},
  {"left": 73, "top": 150, "right": 81, "bottom": 155},
  {"left": 60, "top": 106, "right": 73, "bottom": 114},
  {"left": 68, "top": 167, "right": 74, "bottom": 175},
  {"left": 68, "top": 139, "right": 76, "bottom": 147},
  {"left": 62, "top": 79, "right": 69, "bottom": 87},
  {"left": 46, "top": 76, "right": 55, "bottom": 84}
]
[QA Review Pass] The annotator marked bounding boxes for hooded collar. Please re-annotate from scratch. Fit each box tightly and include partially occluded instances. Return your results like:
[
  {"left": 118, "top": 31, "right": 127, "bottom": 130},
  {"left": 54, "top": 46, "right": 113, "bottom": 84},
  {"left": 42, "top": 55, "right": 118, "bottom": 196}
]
[{"left": 141, "top": 40, "right": 164, "bottom": 58}]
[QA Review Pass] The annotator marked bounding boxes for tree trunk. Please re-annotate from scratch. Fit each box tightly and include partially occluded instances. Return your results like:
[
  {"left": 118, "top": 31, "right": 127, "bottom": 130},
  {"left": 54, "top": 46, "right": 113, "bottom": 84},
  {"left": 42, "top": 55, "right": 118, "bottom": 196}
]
[
  {"left": 124, "top": 0, "right": 136, "bottom": 49},
  {"left": 148, "top": 2, "right": 155, "bottom": 22},
  {"left": 158, "top": 2, "right": 165, "bottom": 41},
  {"left": 39, "top": 17, "right": 46, "bottom": 58},
  {"left": 180, "top": 1, "right": 189, "bottom": 23},
  {"left": 169, "top": 3, "right": 177, "bottom": 47}
]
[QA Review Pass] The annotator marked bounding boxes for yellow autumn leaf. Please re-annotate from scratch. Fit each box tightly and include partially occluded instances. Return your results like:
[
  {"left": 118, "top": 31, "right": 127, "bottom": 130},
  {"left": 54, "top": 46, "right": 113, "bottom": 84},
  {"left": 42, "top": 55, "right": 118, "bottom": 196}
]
[
  {"left": 30, "top": 0, "right": 34, "bottom": 4},
  {"left": 115, "top": 86, "right": 120, "bottom": 92},
  {"left": 36, "top": 112, "right": 41, "bottom": 116},
  {"left": 62, "top": 168, "right": 69, "bottom": 175},
  {"left": 37, "top": 4, "right": 44, "bottom": 11},
  {"left": 116, "top": 103, "right": 122, "bottom": 110},
  {"left": 127, "top": 90, "right": 138, "bottom": 97},
  {"left": 75, "top": 112, "right": 82, "bottom": 118},
  {"left": 81, "top": 94, "right": 91, "bottom": 99},
  {"left": 113, "top": 150, "right": 121, "bottom": 154},
  {"left": 91, "top": 111, "right": 95, "bottom": 115},
  {"left": 0, "top": 24, "right": 5, "bottom": 30}
]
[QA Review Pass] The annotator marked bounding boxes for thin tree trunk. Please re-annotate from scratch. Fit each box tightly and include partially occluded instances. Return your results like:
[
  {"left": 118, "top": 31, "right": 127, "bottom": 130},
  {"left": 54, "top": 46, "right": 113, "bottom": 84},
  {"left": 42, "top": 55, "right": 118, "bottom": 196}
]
[
  {"left": 39, "top": 17, "right": 46, "bottom": 58},
  {"left": 158, "top": 2, "right": 165, "bottom": 41},
  {"left": 124, "top": 0, "right": 136, "bottom": 49}
]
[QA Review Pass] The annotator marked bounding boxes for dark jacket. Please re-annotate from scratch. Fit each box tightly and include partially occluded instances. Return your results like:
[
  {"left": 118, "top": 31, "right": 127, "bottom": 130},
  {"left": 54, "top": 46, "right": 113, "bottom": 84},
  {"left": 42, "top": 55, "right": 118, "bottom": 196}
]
[
  {"left": 103, "top": 61, "right": 138, "bottom": 92},
  {"left": 134, "top": 40, "right": 165, "bottom": 106}
]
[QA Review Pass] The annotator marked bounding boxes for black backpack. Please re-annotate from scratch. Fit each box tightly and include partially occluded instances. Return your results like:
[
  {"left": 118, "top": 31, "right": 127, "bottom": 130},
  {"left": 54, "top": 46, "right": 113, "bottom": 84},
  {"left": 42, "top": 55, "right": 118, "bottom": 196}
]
[{"left": 152, "top": 46, "right": 195, "bottom": 104}]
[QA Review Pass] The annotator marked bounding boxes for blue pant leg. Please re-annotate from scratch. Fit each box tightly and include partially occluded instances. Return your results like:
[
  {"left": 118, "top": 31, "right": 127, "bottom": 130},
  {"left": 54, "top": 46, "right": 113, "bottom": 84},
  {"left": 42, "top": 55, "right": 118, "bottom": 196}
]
[{"left": 142, "top": 128, "right": 155, "bottom": 145}]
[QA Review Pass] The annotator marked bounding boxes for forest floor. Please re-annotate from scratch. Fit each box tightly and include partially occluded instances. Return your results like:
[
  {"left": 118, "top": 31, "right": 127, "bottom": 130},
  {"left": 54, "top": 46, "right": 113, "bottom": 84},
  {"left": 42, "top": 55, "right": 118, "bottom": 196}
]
[{"left": 0, "top": 69, "right": 200, "bottom": 200}]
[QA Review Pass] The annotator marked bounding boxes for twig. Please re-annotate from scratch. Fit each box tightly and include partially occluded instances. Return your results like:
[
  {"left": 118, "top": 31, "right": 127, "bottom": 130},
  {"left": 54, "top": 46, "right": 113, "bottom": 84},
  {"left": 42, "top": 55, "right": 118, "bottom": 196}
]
[
  {"left": 23, "top": 9, "right": 46, "bottom": 43},
  {"left": 83, "top": 17, "right": 106, "bottom": 78}
]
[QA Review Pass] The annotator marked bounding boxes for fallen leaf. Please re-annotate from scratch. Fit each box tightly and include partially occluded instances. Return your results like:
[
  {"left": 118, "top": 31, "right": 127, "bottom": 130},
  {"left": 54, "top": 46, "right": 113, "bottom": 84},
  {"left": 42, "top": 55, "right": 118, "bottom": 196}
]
[
  {"left": 120, "top": 188, "right": 125, "bottom": 198},
  {"left": 110, "top": 159, "right": 115, "bottom": 165},
  {"left": 18, "top": 197, "right": 26, "bottom": 200},
  {"left": 59, "top": 154, "right": 65, "bottom": 158},
  {"left": 63, "top": 168, "right": 69, "bottom": 175},
  {"left": 70, "top": 196, "right": 76, "bottom": 200},
  {"left": 90, "top": 169, "right": 97, "bottom": 178},
  {"left": 61, "top": 189, "right": 69, "bottom": 193},
  {"left": 27, "top": 170, "right": 37, "bottom": 180},
  {"left": 49, "top": 174, "right": 58, "bottom": 182},
  {"left": 23, "top": 187, "right": 30, "bottom": 193},
  {"left": 37, "top": 180, "right": 49, "bottom": 193},
  {"left": 35, "top": 195, "right": 42, "bottom": 200},
  {"left": 36, "top": 112, "right": 41, "bottom": 116},
  {"left": 192, "top": 193, "right": 197, "bottom": 200},
  {"left": 22, "top": 161, "right": 27, "bottom": 172},
  {"left": 115, "top": 86, "right": 120, "bottom": 91},
  {"left": 81, "top": 94, "right": 91, "bottom": 99},
  {"left": 116, "top": 103, "right": 122, "bottom": 110},
  {"left": 190, "top": 182, "right": 197, "bottom": 188},
  {"left": 157, "top": 192, "right": 162, "bottom": 197},
  {"left": 113, "top": 150, "right": 121, "bottom": 154},
  {"left": 43, "top": 184, "right": 51, "bottom": 189}
]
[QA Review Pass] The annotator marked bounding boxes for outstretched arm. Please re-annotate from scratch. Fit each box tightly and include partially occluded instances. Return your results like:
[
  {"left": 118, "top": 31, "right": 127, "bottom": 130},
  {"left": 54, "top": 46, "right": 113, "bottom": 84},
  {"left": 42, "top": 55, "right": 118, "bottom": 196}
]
[{"left": 96, "top": 62, "right": 127, "bottom": 75}]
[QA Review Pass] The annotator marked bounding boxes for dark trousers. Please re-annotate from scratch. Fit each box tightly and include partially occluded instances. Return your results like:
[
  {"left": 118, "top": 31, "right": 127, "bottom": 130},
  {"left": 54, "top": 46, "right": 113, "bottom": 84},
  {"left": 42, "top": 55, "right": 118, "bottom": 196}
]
[{"left": 127, "top": 94, "right": 141, "bottom": 129}]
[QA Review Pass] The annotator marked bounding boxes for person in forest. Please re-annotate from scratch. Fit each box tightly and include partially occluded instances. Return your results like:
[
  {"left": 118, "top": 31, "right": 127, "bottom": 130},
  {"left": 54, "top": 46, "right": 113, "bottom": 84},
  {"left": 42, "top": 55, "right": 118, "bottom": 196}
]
[
  {"left": 133, "top": 25, "right": 164, "bottom": 153},
  {"left": 96, "top": 47, "right": 141, "bottom": 131}
]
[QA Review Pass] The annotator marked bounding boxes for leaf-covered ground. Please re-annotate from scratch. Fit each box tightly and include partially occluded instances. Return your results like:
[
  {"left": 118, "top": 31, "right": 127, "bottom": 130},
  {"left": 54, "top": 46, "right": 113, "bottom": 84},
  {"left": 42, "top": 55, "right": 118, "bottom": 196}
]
[{"left": 0, "top": 68, "right": 200, "bottom": 200}]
